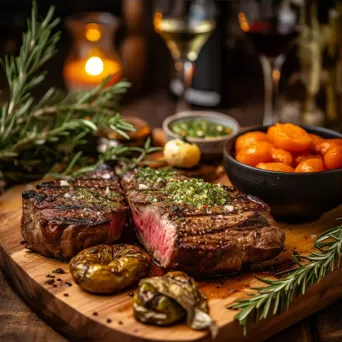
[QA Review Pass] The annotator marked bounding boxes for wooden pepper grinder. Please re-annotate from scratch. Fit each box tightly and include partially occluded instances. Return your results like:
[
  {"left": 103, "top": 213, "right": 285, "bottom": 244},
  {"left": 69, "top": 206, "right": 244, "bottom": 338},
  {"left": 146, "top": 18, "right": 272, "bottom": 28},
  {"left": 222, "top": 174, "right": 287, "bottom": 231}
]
[{"left": 120, "top": 0, "right": 147, "bottom": 92}]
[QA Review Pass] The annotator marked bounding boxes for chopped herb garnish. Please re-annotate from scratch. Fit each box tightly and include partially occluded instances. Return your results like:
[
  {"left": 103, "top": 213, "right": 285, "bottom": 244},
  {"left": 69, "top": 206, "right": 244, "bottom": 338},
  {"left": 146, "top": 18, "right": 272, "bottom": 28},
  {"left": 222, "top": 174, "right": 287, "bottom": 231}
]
[
  {"left": 135, "top": 167, "right": 175, "bottom": 184},
  {"left": 75, "top": 188, "right": 121, "bottom": 210},
  {"left": 135, "top": 167, "right": 230, "bottom": 208},
  {"left": 165, "top": 178, "right": 230, "bottom": 208}
]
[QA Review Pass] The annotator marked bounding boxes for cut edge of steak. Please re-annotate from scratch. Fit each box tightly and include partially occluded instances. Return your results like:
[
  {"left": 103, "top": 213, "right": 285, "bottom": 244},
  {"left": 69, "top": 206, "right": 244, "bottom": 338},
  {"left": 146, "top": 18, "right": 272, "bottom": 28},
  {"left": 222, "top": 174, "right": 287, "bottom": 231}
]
[
  {"left": 21, "top": 169, "right": 128, "bottom": 260},
  {"left": 122, "top": 168, "right": 285, "bottom": 276}
]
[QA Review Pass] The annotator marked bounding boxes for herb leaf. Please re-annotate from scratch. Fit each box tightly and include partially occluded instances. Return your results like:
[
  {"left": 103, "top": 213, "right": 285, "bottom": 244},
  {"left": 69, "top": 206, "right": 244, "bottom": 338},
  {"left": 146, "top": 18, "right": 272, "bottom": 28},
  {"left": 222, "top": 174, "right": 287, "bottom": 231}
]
[
  {"left": 228, "top": 220, "right": 342, "bottom": 336},
  {"left": 0, "top": 1, "right": 134, "bottom": 188}
]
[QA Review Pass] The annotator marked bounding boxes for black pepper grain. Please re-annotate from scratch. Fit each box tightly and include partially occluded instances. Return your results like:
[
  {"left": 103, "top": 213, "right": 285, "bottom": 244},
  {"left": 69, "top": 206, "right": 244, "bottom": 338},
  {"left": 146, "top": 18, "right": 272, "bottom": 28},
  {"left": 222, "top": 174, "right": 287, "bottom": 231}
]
[
  {"left": 106, "top": 319, "right": 112, "bottom": 323},
  {"left": 118, "top": 321, "right": 123, "bottom": 325},
  {"left": 65, "top": 282, "right": 72, "bottom": 287},
  {"left": 57, "top": 278, "right": 62, "bottom": 282},
  {"left": 45, "top": 279, "right": 55, "bottom": 285},
  {"left": 53, "top": 284, "right": 57, "bottom": 288},
  {"left": 52, "top": 268, "right": 65, "bottom": 274},
  {"left": 20, "top": 240, "right": 26, "bottom": 245},
  {"left": 46, "top": 274, "right": 55, "bottom": 278},
  {"left": 63, "top": 293, "right": 69, "bottom": 297},
  {"left": 93, "top": 312, "right": 98, "bottom": 316}
]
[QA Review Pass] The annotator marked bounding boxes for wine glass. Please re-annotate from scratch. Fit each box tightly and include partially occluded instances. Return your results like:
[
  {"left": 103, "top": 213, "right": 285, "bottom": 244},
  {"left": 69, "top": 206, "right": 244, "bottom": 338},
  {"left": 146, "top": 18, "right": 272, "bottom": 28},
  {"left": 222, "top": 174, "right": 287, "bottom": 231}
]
[
  {"left": 153, "top": 0, "right": 216, "bottom": 112},
  {"left": 238, "top": 0, "right": 300, "bottom": 125}
]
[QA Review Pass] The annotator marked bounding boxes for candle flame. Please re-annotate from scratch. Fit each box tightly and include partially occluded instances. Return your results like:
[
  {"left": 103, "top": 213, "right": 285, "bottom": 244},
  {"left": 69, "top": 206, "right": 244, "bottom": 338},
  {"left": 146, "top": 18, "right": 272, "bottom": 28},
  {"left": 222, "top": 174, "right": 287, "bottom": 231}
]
[
  {"left": 273, "top": 69, "right": 281, "bottom": 82},
  {"left": 153, "top": 11, "right": 162, "bottom": 29},
  {"left": 238, "top": 12, "right": 250, "bottom": 32},
  {"left": 85, "top": 56, "right": 104, "bottom": 76},
  {"left": 85, "top": 23, "right": 101, "bottom": 42}
]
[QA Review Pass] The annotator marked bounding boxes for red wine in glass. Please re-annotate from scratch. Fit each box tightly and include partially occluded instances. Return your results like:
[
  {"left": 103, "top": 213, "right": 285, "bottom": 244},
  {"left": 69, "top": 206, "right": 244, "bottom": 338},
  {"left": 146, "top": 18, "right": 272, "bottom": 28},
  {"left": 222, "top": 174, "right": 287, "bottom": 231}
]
[
  {"left": 238, "top": 0, "right": 300, "bottom": 125},
  {"left": 245, "top": 21, "right": 298, "bottom": 58}
]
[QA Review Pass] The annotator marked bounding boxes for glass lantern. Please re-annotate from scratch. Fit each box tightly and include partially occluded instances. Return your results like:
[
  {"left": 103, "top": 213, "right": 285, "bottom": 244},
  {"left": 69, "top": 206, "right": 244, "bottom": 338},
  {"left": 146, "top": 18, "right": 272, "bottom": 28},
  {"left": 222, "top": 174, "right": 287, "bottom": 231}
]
[{"left": 63, "top": 13, "right": 122, "bottom": 91}]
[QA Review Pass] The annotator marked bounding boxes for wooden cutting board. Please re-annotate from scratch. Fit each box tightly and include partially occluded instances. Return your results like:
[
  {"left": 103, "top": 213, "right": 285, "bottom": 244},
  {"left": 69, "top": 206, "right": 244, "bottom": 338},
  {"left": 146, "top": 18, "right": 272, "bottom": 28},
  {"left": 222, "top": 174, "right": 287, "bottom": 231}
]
[{"left": 1, "top": 174, "right": 342, "bottom": 342}]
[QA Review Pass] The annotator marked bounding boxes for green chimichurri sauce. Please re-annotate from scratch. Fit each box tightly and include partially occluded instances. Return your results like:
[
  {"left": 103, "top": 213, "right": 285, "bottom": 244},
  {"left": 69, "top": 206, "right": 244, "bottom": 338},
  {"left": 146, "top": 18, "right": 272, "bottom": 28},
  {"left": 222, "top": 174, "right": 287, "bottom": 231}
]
[
  {"left": 171, "top": 118, "right": 233, "bottom": 139},
  {"left": 135, "top": 167, "right": 175, "bottom": 183},
  {"left": 165, "top": 178, "right": 230, "bottom": 207}
]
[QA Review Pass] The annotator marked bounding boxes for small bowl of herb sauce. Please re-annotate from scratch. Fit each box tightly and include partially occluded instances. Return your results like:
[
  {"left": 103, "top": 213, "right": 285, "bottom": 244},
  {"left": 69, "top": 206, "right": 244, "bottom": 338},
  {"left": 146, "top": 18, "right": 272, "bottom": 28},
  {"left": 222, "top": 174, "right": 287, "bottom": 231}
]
[{"left": 163, "top": 111, "right": 240, "bottom": 159}]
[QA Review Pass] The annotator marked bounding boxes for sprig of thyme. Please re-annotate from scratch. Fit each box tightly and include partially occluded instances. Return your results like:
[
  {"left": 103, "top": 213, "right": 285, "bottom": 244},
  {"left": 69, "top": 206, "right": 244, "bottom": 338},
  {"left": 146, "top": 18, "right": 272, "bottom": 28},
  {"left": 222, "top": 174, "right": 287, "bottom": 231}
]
[
  {"left": 0, "top": 2, "right": 134, "bottom": 188},
  {"left": 229, "top": 220, "right": 342, "bottom": 335}
]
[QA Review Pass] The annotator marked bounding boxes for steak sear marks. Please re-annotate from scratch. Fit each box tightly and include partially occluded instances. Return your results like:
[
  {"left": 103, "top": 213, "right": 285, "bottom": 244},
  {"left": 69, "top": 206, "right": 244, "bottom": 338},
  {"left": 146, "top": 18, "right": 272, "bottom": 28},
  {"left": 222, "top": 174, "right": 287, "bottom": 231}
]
[
  {"left": 21, "top": 169, "right": 128, "bottom": 260},
  {"left": 121, "top": 167, "right": 285, "bottom": 276}
]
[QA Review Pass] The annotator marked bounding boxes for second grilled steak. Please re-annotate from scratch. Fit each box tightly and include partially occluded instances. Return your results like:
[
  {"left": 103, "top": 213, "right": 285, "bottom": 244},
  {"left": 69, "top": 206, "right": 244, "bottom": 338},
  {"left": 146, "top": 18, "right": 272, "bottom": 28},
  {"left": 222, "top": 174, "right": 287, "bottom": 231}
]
[
  {"left": 122, "top": 167, "right": 285, "bottom": 276},
  {"left": 21, "top": 169, "right": 128, "bottom": 260}
]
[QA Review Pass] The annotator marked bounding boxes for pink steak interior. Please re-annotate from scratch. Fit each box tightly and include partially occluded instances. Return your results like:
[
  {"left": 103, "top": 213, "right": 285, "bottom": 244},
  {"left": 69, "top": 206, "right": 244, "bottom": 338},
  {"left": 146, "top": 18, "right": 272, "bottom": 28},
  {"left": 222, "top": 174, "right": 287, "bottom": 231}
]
[{"left": 131, "top": 206, "right": 176, "bottom": 267}]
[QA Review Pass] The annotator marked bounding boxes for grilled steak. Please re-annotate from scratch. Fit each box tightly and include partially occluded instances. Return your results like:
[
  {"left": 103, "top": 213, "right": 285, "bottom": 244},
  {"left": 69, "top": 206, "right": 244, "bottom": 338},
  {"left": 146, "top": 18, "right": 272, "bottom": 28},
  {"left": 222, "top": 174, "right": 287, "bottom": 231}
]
[
  {"left": 21, "top": 169, "right": 128, "bottom": 260},
  {"left": 122, "top": 167, "right": 285, "bottom": 276}
]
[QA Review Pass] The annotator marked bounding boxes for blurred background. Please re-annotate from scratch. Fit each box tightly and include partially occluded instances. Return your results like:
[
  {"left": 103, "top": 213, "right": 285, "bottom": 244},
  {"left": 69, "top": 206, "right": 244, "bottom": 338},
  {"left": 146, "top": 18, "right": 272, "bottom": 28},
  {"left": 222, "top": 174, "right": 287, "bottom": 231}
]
[{"left": 0, "top": 0, "right": 340, "bottom": 130}]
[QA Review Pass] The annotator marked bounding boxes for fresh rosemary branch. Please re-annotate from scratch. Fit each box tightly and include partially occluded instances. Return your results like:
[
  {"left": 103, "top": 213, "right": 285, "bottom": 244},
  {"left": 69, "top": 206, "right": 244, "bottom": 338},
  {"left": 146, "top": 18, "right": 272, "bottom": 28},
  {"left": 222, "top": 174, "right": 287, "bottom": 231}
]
[
  {"left": 0, "top": 2, "right": 134, "bottom": 188},
  {"left": 74, "top": 138, "right": 161, "bottom": 177},
  {"left": 49, "top": 138, "right": 162, "bottom": 179},
  {"left": 0, "top": 1, "right": 60, "bottom": 135},
  {"left": 229, "top": 220, "right": 342, "bottom": 336}
]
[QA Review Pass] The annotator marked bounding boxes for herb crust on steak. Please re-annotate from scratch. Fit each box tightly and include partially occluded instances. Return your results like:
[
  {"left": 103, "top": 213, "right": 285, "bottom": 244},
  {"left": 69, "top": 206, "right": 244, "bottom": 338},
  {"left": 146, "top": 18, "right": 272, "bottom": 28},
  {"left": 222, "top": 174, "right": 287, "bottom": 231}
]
[{"left": 121, "top": 167, "right": 285, "bottom": 276}]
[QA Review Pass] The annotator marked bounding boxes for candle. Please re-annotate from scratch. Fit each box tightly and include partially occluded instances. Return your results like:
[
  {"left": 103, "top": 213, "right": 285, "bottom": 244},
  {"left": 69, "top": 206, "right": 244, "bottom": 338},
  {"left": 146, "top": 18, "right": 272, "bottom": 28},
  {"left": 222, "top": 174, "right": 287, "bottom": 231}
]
[
  {"left": 63, "top": 13, "right": 122, "bottom": 92},
  {"left": 64, "top": 56, "right": 121, "bottom": 91}
]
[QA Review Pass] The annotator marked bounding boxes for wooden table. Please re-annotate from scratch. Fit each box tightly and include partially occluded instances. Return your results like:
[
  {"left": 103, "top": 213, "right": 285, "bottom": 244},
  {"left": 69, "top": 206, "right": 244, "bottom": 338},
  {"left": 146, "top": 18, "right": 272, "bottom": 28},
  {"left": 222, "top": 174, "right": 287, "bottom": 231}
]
[{"left": 1, "top": 91, "right": 342, "bottom": 341}]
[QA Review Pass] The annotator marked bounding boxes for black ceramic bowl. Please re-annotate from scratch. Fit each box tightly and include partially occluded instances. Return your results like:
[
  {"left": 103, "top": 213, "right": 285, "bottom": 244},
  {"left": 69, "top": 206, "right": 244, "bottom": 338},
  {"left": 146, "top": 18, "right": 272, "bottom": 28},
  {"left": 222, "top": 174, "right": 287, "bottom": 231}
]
[{"left": 223, "top": 125, "right": 342, "bottom": 222}]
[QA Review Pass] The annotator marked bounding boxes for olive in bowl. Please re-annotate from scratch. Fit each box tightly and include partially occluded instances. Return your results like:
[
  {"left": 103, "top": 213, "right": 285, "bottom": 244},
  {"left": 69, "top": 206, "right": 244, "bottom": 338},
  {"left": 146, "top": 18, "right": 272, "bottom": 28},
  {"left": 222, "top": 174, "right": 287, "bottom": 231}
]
[
  {"left": 223, "top": 125, "right": 342, "bottom": 222},
  {"left": 163, "top": 111, "right": 240, "bottom": 160}
]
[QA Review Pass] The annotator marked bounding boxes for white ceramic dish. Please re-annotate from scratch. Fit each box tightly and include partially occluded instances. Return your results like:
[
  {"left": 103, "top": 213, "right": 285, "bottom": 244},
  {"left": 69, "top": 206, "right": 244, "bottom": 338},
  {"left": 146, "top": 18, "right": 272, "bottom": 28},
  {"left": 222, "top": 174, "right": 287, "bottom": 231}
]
[{"left": 162, "top": 111, "right": 240, "bottom": 159}]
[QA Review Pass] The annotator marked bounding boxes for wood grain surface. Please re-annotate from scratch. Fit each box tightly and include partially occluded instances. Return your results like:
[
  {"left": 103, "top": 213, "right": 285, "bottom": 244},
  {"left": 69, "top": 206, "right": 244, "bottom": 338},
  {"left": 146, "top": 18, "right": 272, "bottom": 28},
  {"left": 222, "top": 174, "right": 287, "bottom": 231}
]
[
  {"left": 0, "top": 268, "right": 67, "bottom": 342},
  {"left": 0, "top": 173, "right": 342, "bottom": 342},
  {"left": 2, "top": 263, "right": 342, "bottom": 342}
]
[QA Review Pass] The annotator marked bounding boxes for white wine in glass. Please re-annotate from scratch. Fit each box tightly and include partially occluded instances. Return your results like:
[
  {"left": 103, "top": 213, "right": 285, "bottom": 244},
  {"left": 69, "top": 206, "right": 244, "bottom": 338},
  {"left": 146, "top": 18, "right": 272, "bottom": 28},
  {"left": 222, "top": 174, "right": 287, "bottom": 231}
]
[
  {"left": 154, "top": 18, "right": 215, "bottom": 62},
  {"left": 154, "top": 0, "right": 216, "bottom": 111}
]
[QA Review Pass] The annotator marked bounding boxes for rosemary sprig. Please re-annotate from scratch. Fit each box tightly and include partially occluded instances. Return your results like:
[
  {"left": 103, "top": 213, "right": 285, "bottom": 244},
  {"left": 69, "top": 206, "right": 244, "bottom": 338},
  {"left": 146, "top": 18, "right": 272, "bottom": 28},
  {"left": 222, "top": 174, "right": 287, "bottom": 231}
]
[
  {"left": 0, "top": 2, "right": 134, "bottom": 188},
  {"left": 229, "top": 220, "right": 342, "bottom": 336},
  {"left": 49, "top": 138, "right": 162, "bottom": 179},
  {"left": 0, "top": 1, "right": 60, "bottom": 135}
]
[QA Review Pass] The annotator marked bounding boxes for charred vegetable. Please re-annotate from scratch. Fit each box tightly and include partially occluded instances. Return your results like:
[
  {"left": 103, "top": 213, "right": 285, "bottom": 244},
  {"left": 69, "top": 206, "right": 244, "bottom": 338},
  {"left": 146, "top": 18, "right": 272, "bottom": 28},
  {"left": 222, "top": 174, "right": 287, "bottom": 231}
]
[
  {"left": 133, "top": 271, "right": 218, "bottom": 337},
  {"left": 70, "top": 244, "right": 151, "bottom": 294},
  {"left": 134, "top": 282, "right": 185, "bottom": 325}
]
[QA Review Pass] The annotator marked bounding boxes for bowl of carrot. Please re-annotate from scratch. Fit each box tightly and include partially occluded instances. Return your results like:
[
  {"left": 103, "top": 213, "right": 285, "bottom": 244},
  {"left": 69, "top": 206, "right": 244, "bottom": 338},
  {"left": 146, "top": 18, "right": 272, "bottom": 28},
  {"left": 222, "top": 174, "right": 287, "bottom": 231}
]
[{"left": 223, "top": 123, "right": 342, "bottom": 222}]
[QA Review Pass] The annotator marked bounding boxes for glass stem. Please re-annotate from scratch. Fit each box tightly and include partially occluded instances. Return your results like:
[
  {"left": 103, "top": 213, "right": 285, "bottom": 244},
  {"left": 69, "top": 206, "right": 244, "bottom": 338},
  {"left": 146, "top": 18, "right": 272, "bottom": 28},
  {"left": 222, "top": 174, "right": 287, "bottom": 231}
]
[
  {"left": 260, "top": 54, "right": 285, "bottom": 125},
  {"left": 175, "top": 59, "right": 194, "bottom": 113}
]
